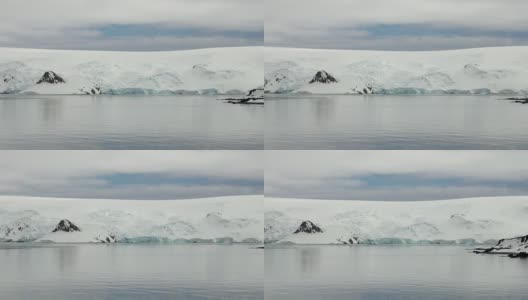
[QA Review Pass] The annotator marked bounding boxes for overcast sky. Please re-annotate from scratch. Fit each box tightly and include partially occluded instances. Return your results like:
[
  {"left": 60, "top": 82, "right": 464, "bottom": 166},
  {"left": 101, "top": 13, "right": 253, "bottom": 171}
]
[
  {"left": 0, "top": 0, "right": 262, "bottom": 51},
  {"left": 266, "top": 151, "right": 528, "bottom": 201},
  {"left": 0, "top": 151, "right": 263, "bottom": 199},
  {"left": 4, "top": 1, "right": 526, "bottom": 51},
  {"left": 266, "top": 0, "right": 528, "bottom": 50}
]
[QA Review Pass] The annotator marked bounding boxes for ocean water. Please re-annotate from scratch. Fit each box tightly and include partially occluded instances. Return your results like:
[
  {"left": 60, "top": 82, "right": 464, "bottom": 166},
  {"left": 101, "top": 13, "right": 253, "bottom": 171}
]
[
  {"left": 265, "top": 245, "right": 528, "bottom": 300},
  {"left": 1, "top": 244, "right": 525, "bottom": 299},
  {"left": 0, "top": 95, "right": 263, "bottom": 149},
  {"left": 265, "top": 95, "right": 528, "bottom": 149},
  {"left": 0, "top": 243, "right": 263, "bottom": 300}
]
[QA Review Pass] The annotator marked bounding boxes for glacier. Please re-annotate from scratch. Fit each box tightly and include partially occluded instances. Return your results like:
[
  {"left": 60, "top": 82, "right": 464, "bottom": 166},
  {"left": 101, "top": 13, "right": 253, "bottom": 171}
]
[
  {"left": 0, "top": 47, "right": 262, "bottom": 95},
  {"left": 265, "top": 196, "right": 528, "bottom": 245},
  {"left": 0, "top": 195, "right": 263, "bottom": 244},
  {"left": 265, "top": 47, "right": 528, "bottom": 95}
]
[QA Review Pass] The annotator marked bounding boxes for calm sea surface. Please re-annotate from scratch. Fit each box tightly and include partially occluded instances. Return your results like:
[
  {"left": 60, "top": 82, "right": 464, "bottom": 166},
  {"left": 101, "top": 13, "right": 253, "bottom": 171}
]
[
  {"left": 0, "top": 95, "right": 263, "bottom": 149},
  {"left": 265, "top": 95, "right": 528, "bottom": 149},
  {"left": 265, "top": 245, "right": 528, "bottom": 300},
  {"left": 0, "top": 243, "right": 263, "bottom": 300},
  {"left": 2, "top": 243, "right": 524, "bottom": 299}
]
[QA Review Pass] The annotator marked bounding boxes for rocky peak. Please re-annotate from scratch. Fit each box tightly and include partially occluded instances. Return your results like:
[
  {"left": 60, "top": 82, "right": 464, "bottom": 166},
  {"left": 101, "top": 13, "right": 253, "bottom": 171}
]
[
  {"left": 294, "top": 220, "right": 323, "bottom": 234},
  {"left": 36, "top": 71, "right": 66, "bottom": 84},
  {"left": 309, "top": 70, "right": 338, "bottom": 84},
  {"left": 52, "top": 219, "right": 81, "bottom": 232}
]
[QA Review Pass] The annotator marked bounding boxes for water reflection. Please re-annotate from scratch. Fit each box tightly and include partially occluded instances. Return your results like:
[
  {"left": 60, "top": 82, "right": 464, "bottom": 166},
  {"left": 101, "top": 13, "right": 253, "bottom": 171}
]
[
  {"left": 0, "top": 244, "right": 263, "bottom": 300},
  {"left": 0, "top": 95, "right": 263, "bottom": 149},
  {"left": 266, "top": 95, "right": 528, "bottom": 149},
  {"left": 40, "top": 98, "right": 63, "bottom": 122},
  {"left": 311, "top": 97, "right": 335, "bottom": 125},
  {"left": 298, "top": 247, "right": 321, "bottom": 274},
  {"left": 265, "top": 246, "right": 528, "bottom": 300}
]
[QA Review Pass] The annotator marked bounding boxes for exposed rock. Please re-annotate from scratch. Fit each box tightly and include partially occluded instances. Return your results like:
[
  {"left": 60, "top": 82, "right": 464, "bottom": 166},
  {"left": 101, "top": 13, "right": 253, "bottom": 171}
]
[
  {"left": 508, "top": 252, "right": 528, "bottom": 258},
  {"left": 36, "top": 71, "right": 66, "bottom": 84},
  {"left": 294, "top": 220, "right": 323, "bottom": 234},
  {"left": 96, "top": 233, "right": 117, "bottom": 243},
  {"left": 80, "top": 85, "right": 102, "bottom": 95},
  {"left": 504, "top": 97, "right": 528, "bottom": 104},
  {"left": 309, "top": 71, "right": 338, "bottom": 84},
  {"left": 473, "top": 235, "right": 528, "bottom": 258},
  {"left": 3, "top": 218, "right": 39, "bottom": 242},
  {"left": 337, "top": 236, "right": 360, "bottom": 244},
  {"left": 351, "top": 86, "right": 374, "bottom": 94},
  {"left": 52, "top": 219, "right": 81, "bottom": 232},
  {"left": 246, "top": 88, "right": 264, "bottom": 99},
  {"left": 222, "top": 87, "right": 264, "bottom": 104},
  {"left": 3, "top": 75, "right": 14, "bottom": 83}
]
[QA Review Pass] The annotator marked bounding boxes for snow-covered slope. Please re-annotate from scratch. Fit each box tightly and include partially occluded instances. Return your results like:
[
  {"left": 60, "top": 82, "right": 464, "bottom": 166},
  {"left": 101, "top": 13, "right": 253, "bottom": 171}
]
[
  {"left": 0, "top": 195, "right": 263, "bottom": 244},
  {"left": 265, "top": 47, "right": 528, "bottom": 95},
  {"left": 0, "top": 47, "right": 262, "bottom": 95},
  {"left": 265, "top": 196, "right": 528, "bottom": 245}
]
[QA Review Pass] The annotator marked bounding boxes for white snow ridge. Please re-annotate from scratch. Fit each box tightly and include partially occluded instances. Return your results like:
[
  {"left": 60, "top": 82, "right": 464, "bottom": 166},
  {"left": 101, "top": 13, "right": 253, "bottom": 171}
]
[
  {"left": 265, "top": 196, "right": 528, "bottom": 245},
  {"left": 265, "top": 46, "right": 528, "bottom": 95},
  {"left": 0, "top": 47, "right": 262, "bottom": 95},
  {"left": 0, "top": 195, "right": 263, "bottom": 244}
]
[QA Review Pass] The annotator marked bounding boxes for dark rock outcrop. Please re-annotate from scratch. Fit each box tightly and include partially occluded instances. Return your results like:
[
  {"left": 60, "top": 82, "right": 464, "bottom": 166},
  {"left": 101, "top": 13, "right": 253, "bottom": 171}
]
[
  {"left": 223, "top": 88, "right": 264, "bottom": 104},
  {"left": 245, "top": 88, "right": 264, "bottom": 99},
  {"left": 52, "top": 219, "right": 81, "bottom": 232},
  {"left": 473, "top": 235, "right": 528, "bottom": 258},
  {"left": 508, "top": 252, "right": 528, "bottom": 258},
  {"left": 505, "top": 97, "right": 528, "bottom": 104},
  {"left": 337, "top": 236, "right": 360, "bottom": 244},
  {"left": 36, "top": 71, "right": 66, "bottom": 84},
  {"left": 96, "top": 233, "right": 117, "bottom": 243},
  {"left": 351, "top": 86, "right": 374, "bottom": 94},
  {"left": 309, "top": 71, "right": 338, "bottom": 84},
  {"left": 3, "top": 75, "right": 14, "bottom": 83},
  {"left": 80, "top": 85, "right": 102, "bottom": 95},
  {"left": 294, "top": 220, "right": 323, "bottom": 234}
]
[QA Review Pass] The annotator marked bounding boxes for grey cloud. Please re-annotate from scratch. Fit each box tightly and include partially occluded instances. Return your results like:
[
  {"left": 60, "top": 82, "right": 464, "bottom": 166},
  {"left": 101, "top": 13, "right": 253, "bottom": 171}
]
[
  {"left": 0, "top": 0, "right": 262, "bottom": 50},
  {"left": 266, "top": 183, "right": 528, "bottom": 201},
  {"left": 265, "top": 0, "right": 528, "bottom": 50},
  {"left": 266, "top": 151, "right": 528, "bottom": 200},
  {"left": 0, "top": 151, "right": 263, "bottom": 199}
]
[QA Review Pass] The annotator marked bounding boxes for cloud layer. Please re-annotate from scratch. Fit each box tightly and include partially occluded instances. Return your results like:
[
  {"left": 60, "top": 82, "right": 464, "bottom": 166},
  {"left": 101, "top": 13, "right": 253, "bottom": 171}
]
[
  {"left": 266, "top": 151, "right": 528, "bottom": 200},
  {"left": 0, "top": 0, "right": 263, "bottom": 50},
  {"left": 0, "top": 151, "right": 263, "bottom": 199},
  {"left": 266, "top": 0, "right": 528, "bottom": 50},
  {"left": 3, "top": 1, "right": 527, "bottom": 50}
]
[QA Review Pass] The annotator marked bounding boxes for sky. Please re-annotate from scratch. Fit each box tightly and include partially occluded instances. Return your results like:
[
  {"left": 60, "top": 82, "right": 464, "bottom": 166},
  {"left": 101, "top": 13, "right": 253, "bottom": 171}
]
[
  {"left": 2, "top": 151, "right": 526, "bottom": 201},
  {"left": 4, "top": 1, "right": 527, "bottom": 51},
  {"left": 0, "top": 151, "right": 263, "bottom": 200},
  {"left": 266, "top": 0, "right": 528, "bottom": 50},
  {"left": 0, "top": 0, "right": 262, "bottom": 51},
  {"left": 266, "top": 151, "right": 528, "bottom": 201}
]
